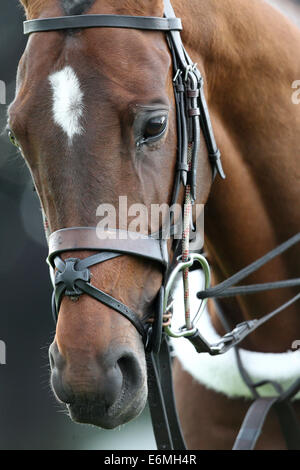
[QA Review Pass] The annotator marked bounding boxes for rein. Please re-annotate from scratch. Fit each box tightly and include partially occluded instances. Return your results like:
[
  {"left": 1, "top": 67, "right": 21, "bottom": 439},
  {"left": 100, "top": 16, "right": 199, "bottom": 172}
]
[{"left": 23, "top": 0, "right": 300, "bottom": 451}]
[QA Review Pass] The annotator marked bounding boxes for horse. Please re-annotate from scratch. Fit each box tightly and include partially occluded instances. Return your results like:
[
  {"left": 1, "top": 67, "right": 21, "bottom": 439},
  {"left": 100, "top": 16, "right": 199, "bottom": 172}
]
[{"left": 7, "top": 0, "right": 300, "bottom": 450}]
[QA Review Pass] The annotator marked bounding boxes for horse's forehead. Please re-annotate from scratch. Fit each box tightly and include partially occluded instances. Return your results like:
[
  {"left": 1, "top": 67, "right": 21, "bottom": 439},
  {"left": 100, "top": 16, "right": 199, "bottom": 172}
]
[
  {"left": 61, "top": 0, "right": 96, "bottom": 16},
  {"left": 82, "top": 28, "right": 171, "bottom": 86},
  {"left": 21, "top": 0, "right": 164, "bottom": 19},
  {"left": 29, "top": 27, "right": 171, "bottom": 95},
  {"left": 21, "top": 0, "right": 94, "bottom": 16},
  {"left": 10, "top": 28, "right": 171, "bottom": 146}
]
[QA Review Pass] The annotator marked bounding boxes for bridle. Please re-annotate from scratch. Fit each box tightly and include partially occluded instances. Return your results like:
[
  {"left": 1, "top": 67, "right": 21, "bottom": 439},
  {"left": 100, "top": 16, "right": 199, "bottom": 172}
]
[
  {"left": 23, "top": 0, "right": 300, "bottom": 451},
  {"left": 24, "top": 0, "right": 224, "bottom": 348}
]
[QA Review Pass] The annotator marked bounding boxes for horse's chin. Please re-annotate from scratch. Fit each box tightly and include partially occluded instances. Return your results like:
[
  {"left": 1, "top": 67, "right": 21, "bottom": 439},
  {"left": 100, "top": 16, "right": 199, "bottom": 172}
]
[{"left": 66, "top": 385, "right": 148, "bottom": 429}]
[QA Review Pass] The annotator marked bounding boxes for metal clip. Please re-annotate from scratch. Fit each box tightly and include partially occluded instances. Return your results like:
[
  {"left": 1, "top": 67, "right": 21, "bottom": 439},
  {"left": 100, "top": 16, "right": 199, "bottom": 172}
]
[{"left": 209, "top": 320, "right": 259, "bottom": 355}]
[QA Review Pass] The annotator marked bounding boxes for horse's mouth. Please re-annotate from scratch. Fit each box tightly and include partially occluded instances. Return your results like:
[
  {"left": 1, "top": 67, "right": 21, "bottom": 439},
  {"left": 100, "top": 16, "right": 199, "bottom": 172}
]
[{"left": 66, "top": 386, "right": 148, "bottom": 429}]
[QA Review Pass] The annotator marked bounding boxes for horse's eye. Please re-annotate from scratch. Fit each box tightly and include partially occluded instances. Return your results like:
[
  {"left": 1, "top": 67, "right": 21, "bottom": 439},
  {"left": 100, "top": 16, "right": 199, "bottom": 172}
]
[
  {"left": 144, "top": 115, "right": 167, "bottom": 139},
  {"left": 7, "top": 130, "right": 19, "bottom": 148}
]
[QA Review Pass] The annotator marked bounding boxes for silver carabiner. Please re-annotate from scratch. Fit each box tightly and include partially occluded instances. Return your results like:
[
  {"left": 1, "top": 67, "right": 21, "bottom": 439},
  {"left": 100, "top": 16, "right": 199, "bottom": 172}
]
[{"left": 163, "top": 253, "right": 211, "bottom": 339}]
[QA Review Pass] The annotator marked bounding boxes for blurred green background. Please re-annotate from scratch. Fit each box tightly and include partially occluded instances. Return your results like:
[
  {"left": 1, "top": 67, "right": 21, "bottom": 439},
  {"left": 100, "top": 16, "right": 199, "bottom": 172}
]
[{"left": 0, "top": 0, "right": 155, "bottom": 450}]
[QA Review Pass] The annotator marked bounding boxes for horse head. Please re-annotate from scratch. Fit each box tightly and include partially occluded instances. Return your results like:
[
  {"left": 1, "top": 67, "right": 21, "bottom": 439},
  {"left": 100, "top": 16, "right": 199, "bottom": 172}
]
[{"left": 8, "top": 0, "right": 214, "bottom": 429}]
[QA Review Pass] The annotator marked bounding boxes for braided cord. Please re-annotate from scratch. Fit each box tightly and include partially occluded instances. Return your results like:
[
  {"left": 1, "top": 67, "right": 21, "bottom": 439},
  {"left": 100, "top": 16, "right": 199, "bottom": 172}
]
[{"left": 182, "top": 144, "right": 193, "bottom": 329}]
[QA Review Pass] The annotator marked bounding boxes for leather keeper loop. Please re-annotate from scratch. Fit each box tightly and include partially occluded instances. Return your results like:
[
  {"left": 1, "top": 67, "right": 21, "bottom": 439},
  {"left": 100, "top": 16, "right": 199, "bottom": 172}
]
[
  {"left": 188, "top": 108, "right": 200, "bottom": 116},
  {"left": 187, "top": 89, "right": 199, "bottom": 98}
]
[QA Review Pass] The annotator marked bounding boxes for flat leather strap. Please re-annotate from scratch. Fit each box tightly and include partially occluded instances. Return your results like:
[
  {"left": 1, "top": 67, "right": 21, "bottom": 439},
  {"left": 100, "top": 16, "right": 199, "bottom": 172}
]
[
  {"left": 48, "top": 227, "right": 168, "bottom": 267},
  {"left": 147, "top": 337, "right": 187, "bottom": 450},
  {"left": 24, "top": 14, "right": 182, "bottom": 35},
  {"left": 146, "top": 351, "right": 174, "bottom": 450},
  {"left": 156, "top": 337, "right": 187, "bottom": 449},
  {"left": 76, "top": 280, "right": 147, "bottom": 343},
  {"left": 233, "top": 397, "right": 278, "bottom": 450}
]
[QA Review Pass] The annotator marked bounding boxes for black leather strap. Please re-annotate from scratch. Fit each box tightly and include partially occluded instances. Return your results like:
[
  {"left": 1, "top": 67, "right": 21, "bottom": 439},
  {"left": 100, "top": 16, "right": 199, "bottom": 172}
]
[
  {"left": 76, "top": 280, "right": 147, "bottom": 343},
  {"left": 156, "top": 337, "right": 187, "bottom": 449},
  {"left": 233, "top": 396, "right": 300, "bottom": 450},
  {"left": 146, "top": 337, "right": 186, "bottom": 450},
  {"left": 232, "top": 397, "right": 278, "bottom": 450},
  {"left": 24, "top": 14, "right": 182, "bottom": 35},
  {"left": 76, "top": 252, "right": 121, "bottom": 270},
  {"left": 164, "top": 0, "right": 189, "bottom": 69},
  {"left": 164, "top": 0, "right": 225, "bottom": 191},
  {"left": 146, "top": 351, "right": 174, "bottom": 450},
  {"left": 145, "top": 287, "right": 164, "bottom": 354},
  {"left": 198, "top": 233, "right": 300, "bottom": 301}
]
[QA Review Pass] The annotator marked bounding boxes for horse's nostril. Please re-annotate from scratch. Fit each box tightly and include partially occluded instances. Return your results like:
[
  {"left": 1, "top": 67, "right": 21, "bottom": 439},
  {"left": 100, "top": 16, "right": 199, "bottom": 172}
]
[
  {"left": 51, "top": 368, "right": 75, "bottom": 405},
  {"left": 48, "top": 339, "right": 145, "bottom": 422},
  {"left": 117, "top": 354, "right": 144, "bottom": 392},
  {"left": 48, "top": 342, "right": 147, "bottom": 428}
]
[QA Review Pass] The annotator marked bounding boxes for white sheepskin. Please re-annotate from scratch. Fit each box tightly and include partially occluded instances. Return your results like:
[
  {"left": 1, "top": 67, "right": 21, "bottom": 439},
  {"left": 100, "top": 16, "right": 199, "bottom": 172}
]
[{"left": 171, "top": 269, "right": 300, "bottom": 399}]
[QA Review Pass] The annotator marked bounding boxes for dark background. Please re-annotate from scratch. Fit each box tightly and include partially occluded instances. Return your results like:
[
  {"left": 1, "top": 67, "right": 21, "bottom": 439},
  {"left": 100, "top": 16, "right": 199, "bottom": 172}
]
[
  {"left": 0, "top": 0, "right": 154, "bottom": 450},
  {"left": 0, "top": 0, "right": 299, "bottom": 451}
]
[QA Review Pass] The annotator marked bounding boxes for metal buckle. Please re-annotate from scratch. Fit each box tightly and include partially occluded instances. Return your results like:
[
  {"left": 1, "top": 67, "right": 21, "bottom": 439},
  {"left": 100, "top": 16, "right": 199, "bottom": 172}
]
[
  {"left": 163, "top": 253, "right": 211, "bottom": 338},
  {"left": 210, "top": 319, "right": 259, "bottom": 355},
  {"left": 184, "top": 63, "right": 198, "bottom": 82}
]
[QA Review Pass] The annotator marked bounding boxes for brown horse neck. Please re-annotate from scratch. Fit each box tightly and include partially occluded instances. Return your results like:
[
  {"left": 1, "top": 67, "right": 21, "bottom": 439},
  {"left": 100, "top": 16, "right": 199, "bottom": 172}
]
[{"left": 175, "top": 0, "right": 300, "bottom": 352}]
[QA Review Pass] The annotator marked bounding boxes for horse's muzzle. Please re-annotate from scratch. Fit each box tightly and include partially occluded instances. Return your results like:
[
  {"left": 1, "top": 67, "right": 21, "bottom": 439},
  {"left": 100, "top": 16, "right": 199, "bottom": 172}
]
[{"left": 48, "top": 341, "right": 148, "bottom": 428}]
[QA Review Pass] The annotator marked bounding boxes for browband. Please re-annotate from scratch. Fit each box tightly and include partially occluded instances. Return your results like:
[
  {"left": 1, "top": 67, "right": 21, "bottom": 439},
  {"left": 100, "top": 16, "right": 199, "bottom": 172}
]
[{"left": 23, "top": 14, "right": 182, "bottom": 35}]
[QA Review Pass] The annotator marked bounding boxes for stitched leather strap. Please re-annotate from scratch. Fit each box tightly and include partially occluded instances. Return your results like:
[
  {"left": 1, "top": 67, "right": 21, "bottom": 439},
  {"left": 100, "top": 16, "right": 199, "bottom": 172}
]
[{"left": 24, "top": 14, "right": 182, "bottom": 35}]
